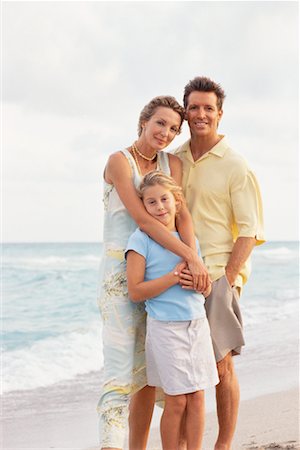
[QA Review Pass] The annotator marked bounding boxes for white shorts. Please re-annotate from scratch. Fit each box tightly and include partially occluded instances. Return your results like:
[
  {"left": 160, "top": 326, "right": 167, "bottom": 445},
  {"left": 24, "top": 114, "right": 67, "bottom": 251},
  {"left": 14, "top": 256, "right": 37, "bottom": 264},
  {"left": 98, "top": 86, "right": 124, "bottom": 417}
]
[{"left": 146, "top": 316, "right": 219, "bottom": 396}]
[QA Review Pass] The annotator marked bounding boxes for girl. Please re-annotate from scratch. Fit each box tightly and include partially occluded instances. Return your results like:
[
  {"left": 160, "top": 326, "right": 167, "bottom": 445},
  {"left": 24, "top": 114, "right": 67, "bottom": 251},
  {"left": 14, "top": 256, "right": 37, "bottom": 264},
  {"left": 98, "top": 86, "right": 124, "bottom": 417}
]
[
  {"left": 97, "top": 96, "right": 210, "bottom": 450},
  {"left": 126, "top": 171, "right": 219, "bottom": 450}
]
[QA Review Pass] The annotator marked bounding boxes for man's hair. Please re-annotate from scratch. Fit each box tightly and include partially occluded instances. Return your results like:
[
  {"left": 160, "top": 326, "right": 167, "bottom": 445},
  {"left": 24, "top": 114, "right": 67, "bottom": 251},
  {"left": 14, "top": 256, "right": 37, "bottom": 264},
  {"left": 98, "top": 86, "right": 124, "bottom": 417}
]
[
  {"left": 183, "top": 76, "right": 226, "bottom": 110},
  {"left": 138, "top": 96, "right": 185, "bottom": 136}
]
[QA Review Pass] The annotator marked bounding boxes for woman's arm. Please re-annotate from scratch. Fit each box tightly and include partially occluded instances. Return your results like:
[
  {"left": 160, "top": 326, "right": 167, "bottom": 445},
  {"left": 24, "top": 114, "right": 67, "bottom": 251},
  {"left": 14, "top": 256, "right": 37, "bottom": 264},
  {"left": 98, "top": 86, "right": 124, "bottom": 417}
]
[
  {"left": 105, "top": 151, "right": 208, "bottom": 291},
  {"left": 105, "top": 152, "right": 195, "bottom": 259},
  {"left": 168, "top": 153, "right": 210, "bottom": 290},
  {"left": 168, "top": 154, "right": 197, "bottom": 251},
  {"left": 126, "top": 251, "right": 186, "bottom": 302}
]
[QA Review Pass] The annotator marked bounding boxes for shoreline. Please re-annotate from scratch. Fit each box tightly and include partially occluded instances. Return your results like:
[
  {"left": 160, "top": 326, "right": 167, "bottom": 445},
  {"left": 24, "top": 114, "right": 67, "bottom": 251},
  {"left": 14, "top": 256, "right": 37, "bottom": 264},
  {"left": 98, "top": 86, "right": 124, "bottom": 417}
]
[
  {"left": 2, "top": 315, "right": 299, "bottom": 450},
  {"left": 2, "top": 386, "right": 299, "bottom": 450}
]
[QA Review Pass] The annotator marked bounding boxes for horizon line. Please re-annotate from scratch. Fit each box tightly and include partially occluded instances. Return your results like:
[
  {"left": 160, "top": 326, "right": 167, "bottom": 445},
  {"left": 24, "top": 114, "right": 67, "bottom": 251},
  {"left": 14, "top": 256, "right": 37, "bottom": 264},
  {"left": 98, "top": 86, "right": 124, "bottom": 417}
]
[{"left": 2, "top": 239, "right": 299, "bottom": 245}]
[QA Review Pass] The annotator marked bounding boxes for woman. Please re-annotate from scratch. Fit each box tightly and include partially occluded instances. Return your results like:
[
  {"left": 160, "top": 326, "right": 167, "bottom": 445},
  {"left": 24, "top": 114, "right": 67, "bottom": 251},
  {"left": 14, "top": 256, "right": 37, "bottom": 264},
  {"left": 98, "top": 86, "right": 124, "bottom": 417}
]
[{"left": 97, "top": 96, "right": 209, "bottom": 450}]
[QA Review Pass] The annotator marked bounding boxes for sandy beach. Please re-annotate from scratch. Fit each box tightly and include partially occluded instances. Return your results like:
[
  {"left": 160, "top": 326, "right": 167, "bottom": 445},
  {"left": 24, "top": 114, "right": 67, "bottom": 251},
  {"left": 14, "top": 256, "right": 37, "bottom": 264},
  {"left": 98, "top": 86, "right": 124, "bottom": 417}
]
[
  {"left": 2, "top": 382, "right": 299, "bottom": 450},
  {"left": 2, "top": 315, "right": 299, "bottom": 450},
  {"left": 143, "top": 388, "right": 300, "bottom": 450}
]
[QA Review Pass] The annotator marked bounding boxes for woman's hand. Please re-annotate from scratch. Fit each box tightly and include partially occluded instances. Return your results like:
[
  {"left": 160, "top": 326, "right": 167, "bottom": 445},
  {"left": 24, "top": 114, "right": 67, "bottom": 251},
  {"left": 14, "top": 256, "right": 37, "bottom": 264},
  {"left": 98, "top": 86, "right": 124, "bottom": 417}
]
[
  {"left": 179, "top": 259, "right": 210, "bottom": 292},
  {"left": 202, "top": 283, "right": 212, "bottom": 298}
]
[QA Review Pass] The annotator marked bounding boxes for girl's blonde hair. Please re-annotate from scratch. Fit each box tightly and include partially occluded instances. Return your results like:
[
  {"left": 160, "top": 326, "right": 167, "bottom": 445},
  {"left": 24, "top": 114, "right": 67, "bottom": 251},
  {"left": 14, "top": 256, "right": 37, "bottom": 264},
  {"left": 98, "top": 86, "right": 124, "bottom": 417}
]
[{"left": 138, "top": 171, "right": 185, "bottom": 213}]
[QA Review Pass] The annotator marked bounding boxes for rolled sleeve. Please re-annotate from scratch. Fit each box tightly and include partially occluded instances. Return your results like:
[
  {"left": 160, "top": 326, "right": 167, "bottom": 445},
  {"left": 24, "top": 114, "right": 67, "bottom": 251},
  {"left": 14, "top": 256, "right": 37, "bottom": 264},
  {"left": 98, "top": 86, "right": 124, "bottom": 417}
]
[{"left": 231, "top": 170, "right": 265, "bottom": 245}]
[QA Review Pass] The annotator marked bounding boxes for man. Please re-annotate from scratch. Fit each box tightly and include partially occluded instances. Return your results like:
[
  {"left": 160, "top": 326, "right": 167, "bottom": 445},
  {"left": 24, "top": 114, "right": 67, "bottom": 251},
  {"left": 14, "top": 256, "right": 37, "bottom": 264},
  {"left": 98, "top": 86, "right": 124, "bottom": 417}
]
[{"left": 175, "top": 76, "right": 265, "bottom": 449}]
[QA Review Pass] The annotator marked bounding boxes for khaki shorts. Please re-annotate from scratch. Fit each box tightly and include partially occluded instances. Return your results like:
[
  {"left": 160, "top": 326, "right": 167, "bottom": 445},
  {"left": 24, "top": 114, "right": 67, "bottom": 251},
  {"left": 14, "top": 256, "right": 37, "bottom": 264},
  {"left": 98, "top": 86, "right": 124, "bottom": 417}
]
[
  {"left": 146, "top": 316, "right": 219, "bottom": 395},
  {"left": 205, "top": 275, "right": 245, "bottom": 362}
]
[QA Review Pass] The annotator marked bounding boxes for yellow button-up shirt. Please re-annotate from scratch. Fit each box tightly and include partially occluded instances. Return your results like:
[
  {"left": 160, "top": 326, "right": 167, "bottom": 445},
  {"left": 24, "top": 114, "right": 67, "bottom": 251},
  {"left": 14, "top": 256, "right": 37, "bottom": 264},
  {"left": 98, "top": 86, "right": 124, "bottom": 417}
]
[{"left": 174, "top": 136, "right": 265, "bottom": 288}]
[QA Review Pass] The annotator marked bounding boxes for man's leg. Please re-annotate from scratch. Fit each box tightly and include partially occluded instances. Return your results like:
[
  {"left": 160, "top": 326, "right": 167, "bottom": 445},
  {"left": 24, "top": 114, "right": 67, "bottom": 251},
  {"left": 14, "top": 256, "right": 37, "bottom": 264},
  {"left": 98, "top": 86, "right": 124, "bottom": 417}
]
[
  {"left": 128, "top": 385, "right": 156, "bottom": 450},
  {"left": 204, "top": 277, "right": 244, "bottom": 450},
  {"left": 214, "top": 352, "right": 239, "bottom": 450}
]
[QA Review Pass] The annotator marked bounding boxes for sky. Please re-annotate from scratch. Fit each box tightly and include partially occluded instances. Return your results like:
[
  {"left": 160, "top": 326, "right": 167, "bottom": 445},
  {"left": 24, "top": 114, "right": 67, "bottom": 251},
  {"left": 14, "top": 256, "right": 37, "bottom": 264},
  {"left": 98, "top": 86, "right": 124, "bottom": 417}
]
[{"left": 2, "top": 1, "right": 299, "bottom": 242}]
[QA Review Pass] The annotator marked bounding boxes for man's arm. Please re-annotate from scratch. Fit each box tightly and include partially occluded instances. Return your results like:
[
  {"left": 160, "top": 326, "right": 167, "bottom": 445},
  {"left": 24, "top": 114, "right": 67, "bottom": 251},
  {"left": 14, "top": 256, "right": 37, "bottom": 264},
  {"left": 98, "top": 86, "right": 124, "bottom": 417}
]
[
  {"left": 225, "top": 237, "right": 256, "bottom": 286},
  {"left": 181, "top": 237, "right": 256, "bottom": 288},
  {"left": 227, "top": 163, "right": 265, "bottom": 285}
]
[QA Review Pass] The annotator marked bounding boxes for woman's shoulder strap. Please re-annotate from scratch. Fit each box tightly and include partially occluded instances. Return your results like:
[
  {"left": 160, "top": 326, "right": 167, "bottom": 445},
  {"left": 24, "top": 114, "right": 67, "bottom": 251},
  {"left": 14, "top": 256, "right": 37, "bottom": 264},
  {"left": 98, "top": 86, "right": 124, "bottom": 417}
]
[
  {"left": 120, "top": 148, "right": 137, "bottom": 174},
  {"left": 158, "top": 151, "right": 171, "bottom": 176}
]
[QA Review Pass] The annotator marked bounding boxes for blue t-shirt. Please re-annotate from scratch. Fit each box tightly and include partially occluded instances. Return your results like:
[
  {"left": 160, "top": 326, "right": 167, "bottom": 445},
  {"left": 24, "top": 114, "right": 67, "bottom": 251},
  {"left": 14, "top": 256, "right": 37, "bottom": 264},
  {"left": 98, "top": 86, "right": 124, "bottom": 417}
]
[{"left": 125, "top": 228, "right": 206, "bottom": 321}]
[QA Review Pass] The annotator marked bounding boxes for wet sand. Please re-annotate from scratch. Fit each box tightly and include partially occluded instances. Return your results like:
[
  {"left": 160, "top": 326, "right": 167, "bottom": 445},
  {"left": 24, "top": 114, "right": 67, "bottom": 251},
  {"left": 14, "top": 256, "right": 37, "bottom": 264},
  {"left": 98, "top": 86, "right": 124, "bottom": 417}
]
[{"left": 2, "top": 385, "right": 299, "bottom": 450}]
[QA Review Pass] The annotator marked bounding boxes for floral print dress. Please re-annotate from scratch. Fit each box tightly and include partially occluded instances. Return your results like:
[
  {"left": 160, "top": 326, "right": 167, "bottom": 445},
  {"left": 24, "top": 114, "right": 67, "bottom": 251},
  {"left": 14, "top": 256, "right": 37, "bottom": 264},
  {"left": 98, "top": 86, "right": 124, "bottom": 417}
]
[{"left": 97, "top": 149, "right": 170, "bottom": 448}]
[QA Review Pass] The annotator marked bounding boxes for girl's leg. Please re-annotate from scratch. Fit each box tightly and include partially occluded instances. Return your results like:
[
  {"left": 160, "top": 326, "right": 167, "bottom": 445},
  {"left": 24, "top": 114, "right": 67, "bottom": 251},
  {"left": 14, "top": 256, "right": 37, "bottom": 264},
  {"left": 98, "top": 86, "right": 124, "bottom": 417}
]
[
  {"left": 178, "top": 411, "right": 187, "bottom": 450},
  {"left": 128, "top": 385, "right": 156, "bottom": 450},
  {"left": 161, "top": 394, "right": 187, "bottom": 450},
  {"left": 185, "top": 391, "right": 205, "bottom": 450}
]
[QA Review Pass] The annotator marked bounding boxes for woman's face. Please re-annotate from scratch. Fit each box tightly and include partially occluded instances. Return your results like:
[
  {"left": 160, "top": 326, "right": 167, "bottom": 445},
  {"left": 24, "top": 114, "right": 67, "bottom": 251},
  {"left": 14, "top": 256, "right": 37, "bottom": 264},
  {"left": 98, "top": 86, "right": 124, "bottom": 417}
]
[{"left": 142, "top": 107, "right": 181, "bottom": 150}]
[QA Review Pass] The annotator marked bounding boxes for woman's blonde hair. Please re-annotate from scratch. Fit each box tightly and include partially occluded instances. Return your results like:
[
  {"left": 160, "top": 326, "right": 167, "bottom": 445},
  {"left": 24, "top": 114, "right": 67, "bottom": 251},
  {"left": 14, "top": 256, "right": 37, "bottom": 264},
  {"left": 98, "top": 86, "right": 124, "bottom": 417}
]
[
  {"left": 138, "top": 171, "right": 184, "bottom": 213},
  {"left": 138, "top": 96, "right": 184, "bottom": 136}
]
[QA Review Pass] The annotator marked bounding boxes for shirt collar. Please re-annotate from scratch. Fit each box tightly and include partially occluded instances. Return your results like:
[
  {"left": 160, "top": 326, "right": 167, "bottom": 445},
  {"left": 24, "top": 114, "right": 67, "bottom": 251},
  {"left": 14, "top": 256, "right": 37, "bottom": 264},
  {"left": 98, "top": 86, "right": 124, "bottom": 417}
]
[
  {"left": 208, "top": 135, "right": 228, "bottom": 157},
  {"left": 181, "top": 135, "right": 228, "bottom": 160}
]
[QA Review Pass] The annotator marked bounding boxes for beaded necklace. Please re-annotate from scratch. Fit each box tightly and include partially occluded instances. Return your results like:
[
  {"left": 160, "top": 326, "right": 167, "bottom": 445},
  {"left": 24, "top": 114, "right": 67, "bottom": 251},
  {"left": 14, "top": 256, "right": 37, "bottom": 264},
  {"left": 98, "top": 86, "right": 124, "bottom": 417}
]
[
  {"left": 132, "top": 142, "right": 157, "bottom": 161},
  {"left": 131, "top": 144, "right": 160, "bottom": 176}
]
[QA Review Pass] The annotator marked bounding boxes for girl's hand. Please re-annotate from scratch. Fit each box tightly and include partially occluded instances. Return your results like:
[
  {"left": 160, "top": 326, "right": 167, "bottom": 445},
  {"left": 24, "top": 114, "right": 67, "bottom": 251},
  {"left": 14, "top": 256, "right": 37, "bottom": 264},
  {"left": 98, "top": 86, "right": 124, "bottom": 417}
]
[
  {"left": 173, "top": 261, "right": 188, "bottom": 282},
  {"left": 185, "top": 256, "right": 210, "bottom": 292},
  {"left": 179, "top": 268, "right": 194, "bottom": 288}
]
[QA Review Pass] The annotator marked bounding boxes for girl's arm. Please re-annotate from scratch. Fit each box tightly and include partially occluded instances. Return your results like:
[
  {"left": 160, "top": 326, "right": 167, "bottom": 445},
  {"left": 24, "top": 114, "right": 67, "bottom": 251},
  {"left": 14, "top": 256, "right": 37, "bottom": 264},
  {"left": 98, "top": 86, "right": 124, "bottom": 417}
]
[
  {"left": 126, "top": 250, "right": 186, "bottom": 302},
  {"left": 105, "top": 152, "right": 208, "bottom": 291}
]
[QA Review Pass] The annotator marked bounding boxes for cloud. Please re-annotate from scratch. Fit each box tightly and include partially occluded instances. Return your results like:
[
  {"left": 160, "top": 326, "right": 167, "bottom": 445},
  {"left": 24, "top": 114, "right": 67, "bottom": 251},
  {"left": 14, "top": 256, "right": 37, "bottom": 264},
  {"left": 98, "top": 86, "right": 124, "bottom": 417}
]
[{"left": 2, "top": 1, "right": 298, "bottom": 241}]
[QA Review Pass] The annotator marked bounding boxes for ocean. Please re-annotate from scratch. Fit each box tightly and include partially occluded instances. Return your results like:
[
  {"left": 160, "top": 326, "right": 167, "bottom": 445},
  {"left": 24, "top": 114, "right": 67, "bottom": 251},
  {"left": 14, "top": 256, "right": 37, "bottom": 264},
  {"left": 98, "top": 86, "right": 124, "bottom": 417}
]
[{"left": 2, "top": 241, "right": 299, "bottom": 397}]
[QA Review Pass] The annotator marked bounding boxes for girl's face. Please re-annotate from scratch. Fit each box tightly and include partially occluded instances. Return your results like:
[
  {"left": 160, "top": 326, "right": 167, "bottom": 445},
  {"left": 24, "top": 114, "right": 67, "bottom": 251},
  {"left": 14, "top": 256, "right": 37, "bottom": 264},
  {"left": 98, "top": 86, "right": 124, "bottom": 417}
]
[
  {"left": 142, "top": 184, "right": 177, "bottom": 231},
  {"left": 142, "top": 107, "right": 181, "bottom": 150}
]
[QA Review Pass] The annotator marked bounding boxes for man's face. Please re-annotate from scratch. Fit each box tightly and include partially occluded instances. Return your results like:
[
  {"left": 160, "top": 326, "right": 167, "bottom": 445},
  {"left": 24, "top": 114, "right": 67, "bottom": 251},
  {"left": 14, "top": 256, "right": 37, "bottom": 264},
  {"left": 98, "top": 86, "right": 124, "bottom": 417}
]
[{"left": 185, "top": 91, "right": 223, "bottom": 139}]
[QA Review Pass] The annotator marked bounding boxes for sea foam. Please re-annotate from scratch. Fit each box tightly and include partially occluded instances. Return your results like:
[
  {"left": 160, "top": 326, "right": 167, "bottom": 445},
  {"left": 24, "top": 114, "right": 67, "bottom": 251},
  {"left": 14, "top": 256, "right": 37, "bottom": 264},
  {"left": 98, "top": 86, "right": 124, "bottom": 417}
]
[
  {"left": 255, "top": 245, "right": 298, "bottom": 261},
  {"left": 2, "top": 321, "right": 103, "bottom": 393}
]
